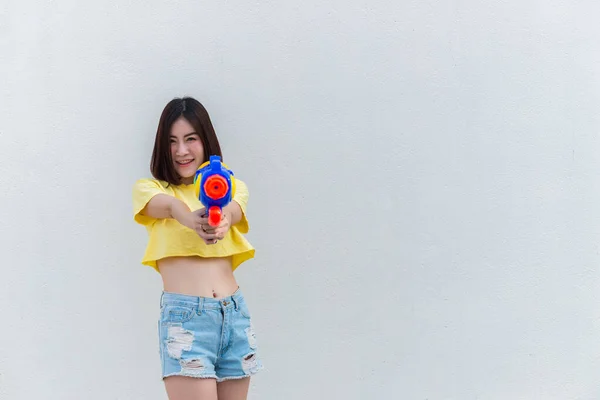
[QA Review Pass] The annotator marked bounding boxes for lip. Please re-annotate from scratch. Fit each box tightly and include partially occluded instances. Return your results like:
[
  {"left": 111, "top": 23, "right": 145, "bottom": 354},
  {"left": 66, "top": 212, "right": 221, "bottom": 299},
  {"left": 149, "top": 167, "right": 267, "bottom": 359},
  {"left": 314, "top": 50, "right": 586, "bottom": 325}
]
[{"left": 176, "top": 159, "right": 194, "bottom": 167}]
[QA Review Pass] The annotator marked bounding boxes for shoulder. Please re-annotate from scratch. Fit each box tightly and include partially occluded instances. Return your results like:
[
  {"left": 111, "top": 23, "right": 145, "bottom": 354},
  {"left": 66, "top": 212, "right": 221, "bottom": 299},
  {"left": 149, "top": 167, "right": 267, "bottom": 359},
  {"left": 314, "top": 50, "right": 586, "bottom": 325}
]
[
  {"left": 133, "top": 177, "right": 169, "bottom": 187},
  {"left": 132, "top": 178, "right": 172, "bottom": 194}
]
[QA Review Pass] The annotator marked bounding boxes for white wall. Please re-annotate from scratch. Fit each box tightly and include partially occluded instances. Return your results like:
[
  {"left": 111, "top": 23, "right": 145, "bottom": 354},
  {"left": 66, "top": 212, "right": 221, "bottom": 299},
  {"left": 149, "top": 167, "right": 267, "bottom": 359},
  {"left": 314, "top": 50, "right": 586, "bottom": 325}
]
[{"left": 2, "top": 1, "right": 600, "bottom": 399}]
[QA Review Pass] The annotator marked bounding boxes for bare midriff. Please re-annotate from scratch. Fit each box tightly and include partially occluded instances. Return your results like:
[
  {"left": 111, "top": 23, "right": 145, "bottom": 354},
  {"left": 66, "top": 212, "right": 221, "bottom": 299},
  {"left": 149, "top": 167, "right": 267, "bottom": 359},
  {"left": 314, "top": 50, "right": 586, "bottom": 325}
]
[{"left": 157, "top": 256, "right": 239, "bottom": 299}]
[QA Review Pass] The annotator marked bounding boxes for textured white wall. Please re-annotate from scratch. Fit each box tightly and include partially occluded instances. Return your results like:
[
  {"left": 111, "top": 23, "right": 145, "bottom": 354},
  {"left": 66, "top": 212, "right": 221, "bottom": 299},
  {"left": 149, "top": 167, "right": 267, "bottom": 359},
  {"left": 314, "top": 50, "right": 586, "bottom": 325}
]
[{"left": 2, "top": 1, "right": 600, "bottom": 399}]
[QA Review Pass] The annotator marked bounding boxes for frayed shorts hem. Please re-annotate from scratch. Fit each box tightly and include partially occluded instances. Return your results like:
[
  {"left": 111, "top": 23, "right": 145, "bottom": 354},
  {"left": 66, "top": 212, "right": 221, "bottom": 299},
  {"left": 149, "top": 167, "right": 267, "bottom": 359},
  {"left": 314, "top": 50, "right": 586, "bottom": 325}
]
[
  {"left": 162, "top": 370, "right": 262, "bottom": 383},
  {"left": 162, "top": 372, "right": 218, "bottom": 380},
  {"left": 216, "top": 367, "right": 264, "bottom": 382}
]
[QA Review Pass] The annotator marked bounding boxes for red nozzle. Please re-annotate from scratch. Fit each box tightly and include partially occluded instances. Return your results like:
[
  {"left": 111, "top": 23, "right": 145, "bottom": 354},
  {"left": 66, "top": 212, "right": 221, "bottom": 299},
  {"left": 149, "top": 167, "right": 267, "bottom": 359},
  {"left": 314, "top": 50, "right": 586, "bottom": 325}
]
[
  {"left": 208, "top": 206, "right": 221, "bottom": 227},
  {"left": 204, "top": 175, "right": 228, "bottom": 200}
]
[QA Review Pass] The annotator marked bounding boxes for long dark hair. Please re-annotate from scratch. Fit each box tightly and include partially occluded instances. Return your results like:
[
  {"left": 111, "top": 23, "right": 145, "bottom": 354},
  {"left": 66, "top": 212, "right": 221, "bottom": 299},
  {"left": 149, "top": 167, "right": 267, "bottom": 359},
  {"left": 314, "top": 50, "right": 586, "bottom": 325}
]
[{"left": 151, "top": 97, "right": 223, "bottom": 185}]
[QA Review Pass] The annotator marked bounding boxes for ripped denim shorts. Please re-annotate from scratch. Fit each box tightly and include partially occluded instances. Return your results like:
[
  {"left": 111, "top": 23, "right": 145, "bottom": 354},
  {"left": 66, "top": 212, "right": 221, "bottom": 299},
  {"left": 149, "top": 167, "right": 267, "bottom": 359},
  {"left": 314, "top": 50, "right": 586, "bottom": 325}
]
[{"left": 158, "top": 288, "right": 263, "bottom": 382}]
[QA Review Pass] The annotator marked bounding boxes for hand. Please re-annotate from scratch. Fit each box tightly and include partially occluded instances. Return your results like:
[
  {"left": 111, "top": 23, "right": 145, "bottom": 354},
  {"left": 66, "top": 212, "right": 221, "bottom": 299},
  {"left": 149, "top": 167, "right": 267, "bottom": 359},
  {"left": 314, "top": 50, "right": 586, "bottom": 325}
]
[
  {"left": 180, "top": 208, "right": 220, "bottom": 245},
  {"left": 199, "top": 211, "right": 231, "bottom": 245}
]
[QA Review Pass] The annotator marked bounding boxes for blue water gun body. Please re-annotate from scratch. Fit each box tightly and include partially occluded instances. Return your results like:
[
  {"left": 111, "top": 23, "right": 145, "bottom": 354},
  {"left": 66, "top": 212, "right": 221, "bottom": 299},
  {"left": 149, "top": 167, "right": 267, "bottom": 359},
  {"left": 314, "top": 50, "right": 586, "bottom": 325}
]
[{"left": 193, "top": 155, "right": 236, "bottom": 227}]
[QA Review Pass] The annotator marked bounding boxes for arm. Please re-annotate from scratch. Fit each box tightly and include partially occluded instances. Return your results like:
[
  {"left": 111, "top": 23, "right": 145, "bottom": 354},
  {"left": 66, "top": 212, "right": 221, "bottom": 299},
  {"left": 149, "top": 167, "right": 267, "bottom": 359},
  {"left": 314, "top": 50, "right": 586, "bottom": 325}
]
[
  {"left": 223, "top": 200, "right": 243, "bottom": 226},
  {"left": 140, "top": 194, "right": 220, "bottom": 244},
  {"left": 141, "top": 194, "right": 192, "bottom": 227},
  {"left": 143, "top": 194, "right": 242, "bottom": 229}
]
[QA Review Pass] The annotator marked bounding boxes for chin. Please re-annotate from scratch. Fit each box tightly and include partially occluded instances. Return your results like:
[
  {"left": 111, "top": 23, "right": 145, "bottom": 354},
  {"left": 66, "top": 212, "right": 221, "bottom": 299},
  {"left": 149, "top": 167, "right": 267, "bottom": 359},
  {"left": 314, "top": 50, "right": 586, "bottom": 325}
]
[{"left": 173, "top": 169, "right": 192, "bottom": 181}]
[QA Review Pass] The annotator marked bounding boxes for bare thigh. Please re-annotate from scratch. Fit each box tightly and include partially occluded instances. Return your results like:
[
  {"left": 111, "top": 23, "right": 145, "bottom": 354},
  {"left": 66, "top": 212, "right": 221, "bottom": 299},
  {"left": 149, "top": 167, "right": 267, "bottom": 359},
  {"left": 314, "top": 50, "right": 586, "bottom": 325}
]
[
  {"left": 217, "top": 377, "right": 251, "bottom": 400},
  {"left": 164, "top": 376, "right": 218, "bottom": 400}
]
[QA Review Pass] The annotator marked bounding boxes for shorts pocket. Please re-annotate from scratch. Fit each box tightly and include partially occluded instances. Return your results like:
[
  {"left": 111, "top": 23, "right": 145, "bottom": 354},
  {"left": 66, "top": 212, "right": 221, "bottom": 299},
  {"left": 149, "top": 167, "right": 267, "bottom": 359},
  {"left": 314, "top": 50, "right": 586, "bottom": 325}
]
[
  {"left": 239, "top": 301, "right": 252, "bottom": 319},
  {"left": 161, "top": 304, "right": 195, "bottom": 324}
]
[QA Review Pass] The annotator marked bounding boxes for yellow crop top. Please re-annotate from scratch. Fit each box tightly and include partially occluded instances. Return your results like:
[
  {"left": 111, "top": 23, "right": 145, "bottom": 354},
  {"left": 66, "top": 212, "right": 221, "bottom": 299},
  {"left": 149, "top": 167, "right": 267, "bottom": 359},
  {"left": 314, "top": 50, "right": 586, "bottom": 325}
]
[{"left": 132, "top": 178, "right": 255, "bottom": 272}]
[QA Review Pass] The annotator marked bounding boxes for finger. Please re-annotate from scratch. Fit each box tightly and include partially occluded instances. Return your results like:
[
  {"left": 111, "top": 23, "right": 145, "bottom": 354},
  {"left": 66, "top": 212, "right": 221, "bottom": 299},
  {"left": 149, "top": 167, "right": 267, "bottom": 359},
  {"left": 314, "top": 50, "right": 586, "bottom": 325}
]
[
  {"left": 196, "top": 227, "right": 218, "bottom": 240},
  {"left": 199, "top": 216, "right": 220, "bottom": 230},
  {"left": 204, "top": 237, "right": 218, "bottom": 245},
  {"left": 215, "top": 228, "right": 229, "bottom": 239},
  {"left": 202, "top": 232, "right": 218, "bottom": 240},
  {"left": 215, "top": 217, "right": 230, "bottom": 230},
  {"left": 203, "top": 226, "right": 217, "bottom": 234},
  {"left": 195, "top": 220, "right": 216, "bottom": 233},
  {"left": 198, "top": 216, "right": 210, "bottom": 226}
]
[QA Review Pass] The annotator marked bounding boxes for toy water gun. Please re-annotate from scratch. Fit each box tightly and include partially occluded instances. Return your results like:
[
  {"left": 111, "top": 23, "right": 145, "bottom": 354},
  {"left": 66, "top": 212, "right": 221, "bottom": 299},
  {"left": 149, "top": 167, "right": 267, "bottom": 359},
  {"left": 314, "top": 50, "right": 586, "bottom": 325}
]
[{"left": 193, "top": 155, "right": 236, "bottom": 227}]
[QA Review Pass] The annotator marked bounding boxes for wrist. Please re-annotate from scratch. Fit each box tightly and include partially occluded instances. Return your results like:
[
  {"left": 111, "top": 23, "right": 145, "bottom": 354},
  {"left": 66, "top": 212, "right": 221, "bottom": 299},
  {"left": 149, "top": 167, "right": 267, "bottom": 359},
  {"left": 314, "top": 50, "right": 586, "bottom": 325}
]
[{"left": 170, "top": 202, "right": 193, "bottom": 229}]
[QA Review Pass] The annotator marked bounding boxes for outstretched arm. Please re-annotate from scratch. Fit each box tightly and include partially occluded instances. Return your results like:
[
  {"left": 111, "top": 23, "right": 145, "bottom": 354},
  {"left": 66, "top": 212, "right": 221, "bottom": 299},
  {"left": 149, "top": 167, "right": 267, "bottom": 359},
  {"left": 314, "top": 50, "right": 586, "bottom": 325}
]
[{"left": 140, "top": 194, "right": 220, "bottom": 245}]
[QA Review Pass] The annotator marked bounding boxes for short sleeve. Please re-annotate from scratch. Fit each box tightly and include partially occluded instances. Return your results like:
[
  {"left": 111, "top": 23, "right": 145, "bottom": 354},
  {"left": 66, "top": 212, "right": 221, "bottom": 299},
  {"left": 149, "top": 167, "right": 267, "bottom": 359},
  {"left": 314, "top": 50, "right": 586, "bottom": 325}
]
[
  {"left": 132, "top": 179, "right": 166, "bottom": 226},
  {"left": 232, "top": 178, "right": 250, "bottom": 233}
]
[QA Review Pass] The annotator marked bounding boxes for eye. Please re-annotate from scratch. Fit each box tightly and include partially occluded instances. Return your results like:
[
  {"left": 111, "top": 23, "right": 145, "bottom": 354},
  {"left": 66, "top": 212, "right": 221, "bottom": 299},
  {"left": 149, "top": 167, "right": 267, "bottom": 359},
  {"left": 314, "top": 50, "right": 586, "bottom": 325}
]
[{"left": 187, "top": 137, "right": 197, "bottom": 142}]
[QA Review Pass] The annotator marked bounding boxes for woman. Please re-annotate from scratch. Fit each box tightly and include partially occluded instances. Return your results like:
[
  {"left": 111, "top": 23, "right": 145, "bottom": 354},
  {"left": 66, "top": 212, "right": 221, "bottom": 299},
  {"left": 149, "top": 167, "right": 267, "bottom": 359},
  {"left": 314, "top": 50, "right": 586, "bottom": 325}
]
[{"left": 132, "top": 97, "right": 263, "bottom": 400}]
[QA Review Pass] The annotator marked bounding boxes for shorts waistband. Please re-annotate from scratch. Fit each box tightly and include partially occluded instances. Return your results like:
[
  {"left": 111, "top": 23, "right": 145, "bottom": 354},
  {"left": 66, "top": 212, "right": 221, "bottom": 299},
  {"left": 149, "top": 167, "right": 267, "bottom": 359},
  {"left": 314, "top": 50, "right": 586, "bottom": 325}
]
[{"left": 160, "top": 287, "right": 244, "bottom": 311}]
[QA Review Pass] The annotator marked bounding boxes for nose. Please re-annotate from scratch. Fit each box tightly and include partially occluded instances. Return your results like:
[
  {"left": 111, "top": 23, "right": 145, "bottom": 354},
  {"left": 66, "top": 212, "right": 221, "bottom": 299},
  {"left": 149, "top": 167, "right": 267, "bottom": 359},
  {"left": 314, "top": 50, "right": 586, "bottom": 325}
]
[{"left": 175, "top": 141, "right": 189, "bottom": 156}]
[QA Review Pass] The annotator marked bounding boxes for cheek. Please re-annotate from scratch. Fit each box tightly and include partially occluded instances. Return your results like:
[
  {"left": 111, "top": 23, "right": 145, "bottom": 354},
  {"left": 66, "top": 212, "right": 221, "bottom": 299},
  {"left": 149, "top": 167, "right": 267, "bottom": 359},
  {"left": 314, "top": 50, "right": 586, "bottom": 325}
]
[{"left": 191, "top": 142, "right": 205, "bottom": 156}]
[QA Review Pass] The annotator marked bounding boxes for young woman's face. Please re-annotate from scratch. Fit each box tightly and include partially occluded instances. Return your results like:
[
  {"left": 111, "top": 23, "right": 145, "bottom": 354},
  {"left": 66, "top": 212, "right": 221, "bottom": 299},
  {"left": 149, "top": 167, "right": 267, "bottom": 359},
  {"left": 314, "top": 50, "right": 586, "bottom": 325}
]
[{"left": 170, "top": 117, "right": 205, "bottom": 184}]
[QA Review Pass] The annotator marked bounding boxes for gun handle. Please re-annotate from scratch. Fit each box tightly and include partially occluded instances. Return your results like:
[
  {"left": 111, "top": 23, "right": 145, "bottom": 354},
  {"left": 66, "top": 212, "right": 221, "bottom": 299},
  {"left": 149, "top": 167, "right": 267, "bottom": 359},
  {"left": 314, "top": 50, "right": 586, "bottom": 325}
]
[{"left": 208, "top": 206, "right": 222, "bottom": 227}]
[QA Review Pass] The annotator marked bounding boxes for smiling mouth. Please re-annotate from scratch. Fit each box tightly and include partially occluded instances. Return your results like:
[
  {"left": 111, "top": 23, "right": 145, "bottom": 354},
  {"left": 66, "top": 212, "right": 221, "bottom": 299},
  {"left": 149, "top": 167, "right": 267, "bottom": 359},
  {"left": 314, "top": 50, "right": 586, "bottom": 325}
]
[{"left": 176, "top": 159, "right": 194, "bottom": 166}]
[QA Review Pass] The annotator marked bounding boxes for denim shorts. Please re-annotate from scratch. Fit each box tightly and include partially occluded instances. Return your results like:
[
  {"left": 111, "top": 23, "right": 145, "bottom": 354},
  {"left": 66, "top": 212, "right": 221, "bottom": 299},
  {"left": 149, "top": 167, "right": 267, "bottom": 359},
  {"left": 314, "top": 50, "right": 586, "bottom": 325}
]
[{"left": 158, "top": 288, "right": 263, "bottom": 382}]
